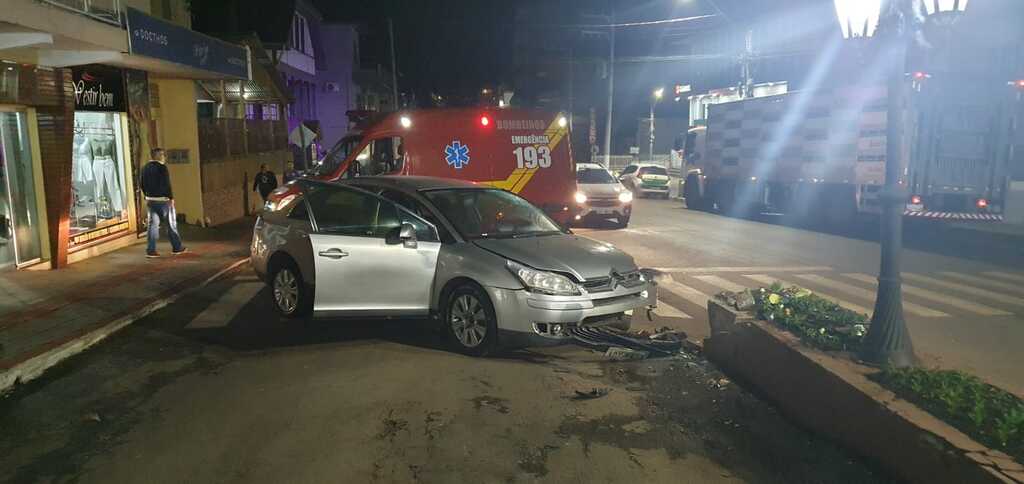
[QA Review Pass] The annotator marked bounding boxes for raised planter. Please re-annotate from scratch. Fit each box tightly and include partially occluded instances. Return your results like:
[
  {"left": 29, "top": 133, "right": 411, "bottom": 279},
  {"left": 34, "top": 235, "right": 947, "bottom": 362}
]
[{"left": 704, "top": 298, "right": 1024, "bottom": 484}]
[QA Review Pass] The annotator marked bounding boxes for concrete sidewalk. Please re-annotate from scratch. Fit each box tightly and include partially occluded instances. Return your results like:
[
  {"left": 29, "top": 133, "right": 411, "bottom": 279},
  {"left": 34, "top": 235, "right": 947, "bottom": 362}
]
[{"left": 0, "top": 219, "right": 254, "bottom": 393}]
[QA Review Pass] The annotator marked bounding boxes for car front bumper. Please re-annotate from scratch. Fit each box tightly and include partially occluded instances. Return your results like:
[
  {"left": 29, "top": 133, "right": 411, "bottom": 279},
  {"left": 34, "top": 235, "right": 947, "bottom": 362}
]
[
  {"left": 485, "top": 281, "right": 658, "bottom": 347},
  {"left": 577, "top": 201, "right": 631, "bottom": 219},
  {"left": 637, "top": 184, "right": 670, "bottom": 195}
]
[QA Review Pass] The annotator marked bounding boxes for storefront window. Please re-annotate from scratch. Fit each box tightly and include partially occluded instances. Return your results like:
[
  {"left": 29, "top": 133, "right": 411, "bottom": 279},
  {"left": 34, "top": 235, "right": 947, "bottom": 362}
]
[
  {"left": 70, "top": 111, "right": 130, "bottom": 245},
  {"left": 0, "top": 111, "right": 42, "bottom": 269}
]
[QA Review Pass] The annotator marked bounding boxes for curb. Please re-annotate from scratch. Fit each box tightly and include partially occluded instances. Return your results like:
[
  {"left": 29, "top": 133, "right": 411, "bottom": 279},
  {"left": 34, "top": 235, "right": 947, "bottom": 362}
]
[
  {"left": 704, "top": 298, "right": 1023, "bottom": 483},
  {"left": 0, "top": 258, "right": 251, "bottom": 395}
]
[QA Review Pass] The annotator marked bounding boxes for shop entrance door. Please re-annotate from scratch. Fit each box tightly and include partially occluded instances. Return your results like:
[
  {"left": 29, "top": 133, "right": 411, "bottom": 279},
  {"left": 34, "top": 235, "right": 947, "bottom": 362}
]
[{"left": 0, "top": 110, "right": 42, "bottom": 270}]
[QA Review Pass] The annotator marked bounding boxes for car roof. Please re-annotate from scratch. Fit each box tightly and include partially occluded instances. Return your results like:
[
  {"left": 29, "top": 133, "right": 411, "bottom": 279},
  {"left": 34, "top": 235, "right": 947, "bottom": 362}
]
[{"left": 337, "top": 175, "right": 482, "bottom": 191}]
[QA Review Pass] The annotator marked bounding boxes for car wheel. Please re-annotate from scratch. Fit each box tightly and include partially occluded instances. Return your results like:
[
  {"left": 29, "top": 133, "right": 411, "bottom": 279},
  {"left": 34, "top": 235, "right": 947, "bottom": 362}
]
[
  {"left": 445, "top": 284, "right": 498, "bottom": 356},
  {"left": 614, "top": 215, "right": 630, "bottom": 228},
  {"left": 271, "top": 260, "right": 311, "bottom": 318}
]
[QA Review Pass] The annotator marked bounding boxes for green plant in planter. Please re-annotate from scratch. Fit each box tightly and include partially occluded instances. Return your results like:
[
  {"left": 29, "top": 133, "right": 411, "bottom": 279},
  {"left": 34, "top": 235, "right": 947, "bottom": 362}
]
[
  {"left": 752, "top": 283, "right": 868, "bottom": 352},
  {"left": 877, "top": 367, "right": 1024, "bottom": 463}
]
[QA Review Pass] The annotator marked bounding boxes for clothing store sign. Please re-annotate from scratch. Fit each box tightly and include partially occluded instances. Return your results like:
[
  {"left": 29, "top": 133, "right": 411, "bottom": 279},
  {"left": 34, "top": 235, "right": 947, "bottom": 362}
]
[
  {"left": 71, "top": 65, "right": 126, "bottom": 112},
  {"left": 126, "top": 7, "right": 250, "bottom": 79}
]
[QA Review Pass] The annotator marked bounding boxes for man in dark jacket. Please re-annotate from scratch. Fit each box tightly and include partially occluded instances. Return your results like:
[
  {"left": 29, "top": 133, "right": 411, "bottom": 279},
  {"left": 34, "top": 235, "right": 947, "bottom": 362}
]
[
  {"left": 253, "top": 164, "right": 278, "bottom": 204},
  {"left": 140, "top": 148, "right": 186, "bottom": 258}
]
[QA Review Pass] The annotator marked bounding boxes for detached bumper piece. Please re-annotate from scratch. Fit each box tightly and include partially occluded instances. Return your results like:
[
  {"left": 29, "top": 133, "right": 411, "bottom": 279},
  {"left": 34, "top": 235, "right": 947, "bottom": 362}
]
[{"left": 568, "top": 326, "right": 681, "bottom": 357}]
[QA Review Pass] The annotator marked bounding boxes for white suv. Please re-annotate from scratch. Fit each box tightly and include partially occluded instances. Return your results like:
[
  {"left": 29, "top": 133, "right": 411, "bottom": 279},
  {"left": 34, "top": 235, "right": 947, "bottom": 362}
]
[{"left": 574, "top": 163, "right": 633, "bottom": 228}]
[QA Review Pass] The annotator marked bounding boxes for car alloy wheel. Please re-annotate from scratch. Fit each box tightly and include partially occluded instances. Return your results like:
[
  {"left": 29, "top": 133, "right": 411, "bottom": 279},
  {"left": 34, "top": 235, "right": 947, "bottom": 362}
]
[
  {"left": 450, "top": 294, "right": 487, "bottom": 348},
  {"left": 273, "top": 267, "right": 299, "bottom": 315}
]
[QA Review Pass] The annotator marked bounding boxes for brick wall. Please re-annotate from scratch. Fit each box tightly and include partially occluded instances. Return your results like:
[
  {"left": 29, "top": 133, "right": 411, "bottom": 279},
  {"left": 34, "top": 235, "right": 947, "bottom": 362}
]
[{"left": 30, "top": 68, "right": 76, "bottom": 268}]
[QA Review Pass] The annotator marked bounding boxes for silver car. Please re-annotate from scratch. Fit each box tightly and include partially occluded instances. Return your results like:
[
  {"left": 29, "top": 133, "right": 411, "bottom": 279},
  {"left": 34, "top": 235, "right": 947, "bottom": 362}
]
[{"left": 251, "top": 177, "right": 657, "bottom": 356}]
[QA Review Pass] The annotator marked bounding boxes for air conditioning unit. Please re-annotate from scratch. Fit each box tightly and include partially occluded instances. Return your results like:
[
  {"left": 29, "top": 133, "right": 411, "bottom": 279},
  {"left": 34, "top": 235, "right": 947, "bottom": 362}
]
[{"left": 325, "top": 82, "right": 340, "bottom": 93}]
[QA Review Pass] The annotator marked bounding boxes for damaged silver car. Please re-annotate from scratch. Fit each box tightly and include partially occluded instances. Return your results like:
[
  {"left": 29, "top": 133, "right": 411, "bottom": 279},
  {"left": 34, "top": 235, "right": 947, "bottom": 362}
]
[{"left": 251, "top": 177, "right": 657, "bottom": 356}]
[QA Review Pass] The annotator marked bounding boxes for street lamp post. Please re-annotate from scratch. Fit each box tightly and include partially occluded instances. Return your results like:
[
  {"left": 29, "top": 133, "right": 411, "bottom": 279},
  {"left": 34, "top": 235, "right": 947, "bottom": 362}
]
[
  {"left": 833, "top": 0, "right": 968, "bottom": 367},
  {"left": 650, "top": 88, "right": 664, "bottom": 163}
]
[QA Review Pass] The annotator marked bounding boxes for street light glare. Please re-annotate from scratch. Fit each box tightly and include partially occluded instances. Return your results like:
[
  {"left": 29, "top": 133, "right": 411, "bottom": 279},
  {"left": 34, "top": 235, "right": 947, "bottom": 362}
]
[
  {"left": 833, "top": 0, "right": 881, "bottom": 39},
  {"left": 653, "top": 88, "right": 665, "bottom": 99}
]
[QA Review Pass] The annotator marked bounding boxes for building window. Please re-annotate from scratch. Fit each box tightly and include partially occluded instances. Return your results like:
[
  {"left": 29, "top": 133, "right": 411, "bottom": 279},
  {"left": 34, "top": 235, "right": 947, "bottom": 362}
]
[
  {"left": 70, "top": 112, "right": 130, "bottom": 247},
  {"left": 291, "top": 13, "right": 312, "bottom": 56}
]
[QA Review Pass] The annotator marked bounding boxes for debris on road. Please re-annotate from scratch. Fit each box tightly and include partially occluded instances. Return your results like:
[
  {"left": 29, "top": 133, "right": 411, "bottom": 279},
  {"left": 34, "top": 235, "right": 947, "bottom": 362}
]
[
  {"left": 572, "top": 388, "right": 611, "bottom": 400},
  {"left": 571, "top": 326, "right": 683, "bottom": 357},
  {"left": 82, "top": 412, "right": 102, "bottom": 423},
  {"left": 606, "top": 347, "right": 649, "bottom": 361},
  {"left": 716, "top": 289, "right": 757, "bottom": 311}
]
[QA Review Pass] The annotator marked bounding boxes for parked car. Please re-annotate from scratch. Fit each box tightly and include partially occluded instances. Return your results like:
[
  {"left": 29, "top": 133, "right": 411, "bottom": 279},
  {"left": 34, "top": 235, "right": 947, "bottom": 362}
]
[
  {"left": 619, "top": 164, "right": 671, "bottom": 199},
  {"left": 251, "top": 176, "right": 657, "bottom": 356},
  {"left": 574, "top": 162, "right": 633, "bottom": 228}
]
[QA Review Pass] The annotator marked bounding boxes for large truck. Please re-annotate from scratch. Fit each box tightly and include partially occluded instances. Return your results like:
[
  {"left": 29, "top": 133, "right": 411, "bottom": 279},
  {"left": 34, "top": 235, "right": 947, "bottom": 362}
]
[{"left": 681, "top": 81, "right": 1012, "bottom": 223}]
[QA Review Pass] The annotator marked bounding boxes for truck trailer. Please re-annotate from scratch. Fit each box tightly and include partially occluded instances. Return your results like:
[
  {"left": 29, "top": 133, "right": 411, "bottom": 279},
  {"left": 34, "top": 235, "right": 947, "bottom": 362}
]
[{"left": 682, "top": 81, "right": 1011, "bottom": 224}]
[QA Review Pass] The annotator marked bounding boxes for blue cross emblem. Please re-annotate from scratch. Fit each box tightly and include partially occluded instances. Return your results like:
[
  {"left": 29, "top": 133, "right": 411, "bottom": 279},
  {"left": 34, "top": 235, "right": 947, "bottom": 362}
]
[{"left": 445, "top": 140, "right": 470, "bottom": 169}]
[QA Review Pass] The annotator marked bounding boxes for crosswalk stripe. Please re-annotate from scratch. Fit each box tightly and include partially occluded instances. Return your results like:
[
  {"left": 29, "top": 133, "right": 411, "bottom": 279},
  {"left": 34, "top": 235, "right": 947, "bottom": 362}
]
[
  {"left": 693, "top": 275, "right": 748, "bottom": 293},
  {"left": 186, "top": 282, "right": 264, "bottom": 329},
  {"left": 793, "top": 274, "right": 949, "bottom": 318},
  {"left": 653, "top": 300, "right": 693, "bottom": 319},
  {"left": 743, "top": 274, "right": 873, "bottom": 316},
  {"left": 904, "top": 273, "right": 1024, "bottom": 307},
  {"left": 938, "top": 272, "right": 1024, "bottom": 294},
  {"left": 983, "top": 271, "right": 1024, "bottom": 284},
  {"left": 844, "top": 273, "right": 1011, "bottom": 317},
  {"left": 658, "top": 279, "right": 714, "bottom": 308}
]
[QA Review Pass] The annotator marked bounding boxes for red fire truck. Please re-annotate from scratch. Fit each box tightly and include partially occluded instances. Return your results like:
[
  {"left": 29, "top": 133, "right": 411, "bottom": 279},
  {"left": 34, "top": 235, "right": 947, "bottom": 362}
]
[{"left": 300, "top": 108, "right": 577, "bottom": 225}]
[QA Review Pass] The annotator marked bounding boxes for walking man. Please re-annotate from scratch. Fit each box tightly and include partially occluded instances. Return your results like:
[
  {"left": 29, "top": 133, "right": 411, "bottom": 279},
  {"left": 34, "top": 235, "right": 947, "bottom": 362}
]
[
  {"left": 253, "top": 164, "right": 279, "bottom": 204},
  {"left": 140, "top": 148, "right": 186, "bottom": 258}
]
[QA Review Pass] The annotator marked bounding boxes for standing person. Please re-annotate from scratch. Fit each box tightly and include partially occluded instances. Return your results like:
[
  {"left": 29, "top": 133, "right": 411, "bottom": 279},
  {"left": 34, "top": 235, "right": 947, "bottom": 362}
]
[
  {"left": 253, "top": 164, "right": 278, "bottom": 204},
  {"left": 283, "top": 162, "right": 300, "bottom": 183},
  {"left": 140, "top": 148, "right": 186, "bottom": 258}
]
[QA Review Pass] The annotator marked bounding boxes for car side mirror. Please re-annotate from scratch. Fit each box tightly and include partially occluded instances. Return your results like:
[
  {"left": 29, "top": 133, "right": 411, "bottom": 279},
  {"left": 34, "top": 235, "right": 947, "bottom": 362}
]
[{"left": 387, "top": 223, "right": 418, "bottom": 248}]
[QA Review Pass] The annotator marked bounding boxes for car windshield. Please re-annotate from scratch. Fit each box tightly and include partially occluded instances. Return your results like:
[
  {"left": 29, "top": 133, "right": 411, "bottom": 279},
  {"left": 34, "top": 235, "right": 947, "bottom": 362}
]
[
  {"left": 577, "top": 168, "right": 616, "bottom": 184},
  {"left": 639, "top": 166, "right": 668, "bottom": 176},
  {"left": 313, "top": 136, "right": 362, "bottom": 176},
  {"left": 423, "top": 189, "right": 564, "bottom": 239}
]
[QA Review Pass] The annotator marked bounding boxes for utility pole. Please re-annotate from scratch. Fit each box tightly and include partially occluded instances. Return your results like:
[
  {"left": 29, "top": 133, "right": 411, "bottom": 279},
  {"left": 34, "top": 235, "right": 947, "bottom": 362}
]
[
  {"left": 388, "top": 18, "right": 399, "bottom": 111},
  {"left": 604, "top": 10, "right": 615, "bottom": 166}
]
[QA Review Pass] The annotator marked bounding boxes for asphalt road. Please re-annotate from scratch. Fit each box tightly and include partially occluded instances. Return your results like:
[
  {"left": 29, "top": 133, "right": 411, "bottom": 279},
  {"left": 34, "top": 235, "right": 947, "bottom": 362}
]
[
  {"left": 576, "top": 198, "right": 1024, "bottom": 396},
  {"left": 0, "top": 207, "right": 901, "bottom": 483}
]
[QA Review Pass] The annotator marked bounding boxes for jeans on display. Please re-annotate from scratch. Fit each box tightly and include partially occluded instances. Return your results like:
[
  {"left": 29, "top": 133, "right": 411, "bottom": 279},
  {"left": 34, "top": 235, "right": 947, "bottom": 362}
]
[
  {"left": 92, "top": 157, "right": 123, "bottom": 212},
  {"left": 146, "top": 201, "right": 183, "bottom": 253}
]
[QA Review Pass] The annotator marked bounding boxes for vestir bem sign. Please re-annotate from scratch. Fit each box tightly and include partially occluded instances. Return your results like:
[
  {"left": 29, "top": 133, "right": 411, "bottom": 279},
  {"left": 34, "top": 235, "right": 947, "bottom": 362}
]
[
  {"left": 71, "top": 65, "right": 126, "bottom": 112},
  {"left": 126, "top": 7, "right": 249, "bottom": 79}
]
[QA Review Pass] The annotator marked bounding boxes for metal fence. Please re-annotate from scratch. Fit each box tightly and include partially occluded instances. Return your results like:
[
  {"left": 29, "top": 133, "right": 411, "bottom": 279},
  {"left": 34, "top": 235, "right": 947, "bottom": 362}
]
[
  {"left": 39, "top": 0, "right": 121, "bottom": 25},
  {"left": 199, "top": 118, "right": 287, "bottom": 162}
]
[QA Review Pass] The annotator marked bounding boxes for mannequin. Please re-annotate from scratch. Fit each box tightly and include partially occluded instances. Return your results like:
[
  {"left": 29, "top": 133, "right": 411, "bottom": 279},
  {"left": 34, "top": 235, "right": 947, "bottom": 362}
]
[{"left": 84, "top": 129, "right": 123, "bottom": 219}]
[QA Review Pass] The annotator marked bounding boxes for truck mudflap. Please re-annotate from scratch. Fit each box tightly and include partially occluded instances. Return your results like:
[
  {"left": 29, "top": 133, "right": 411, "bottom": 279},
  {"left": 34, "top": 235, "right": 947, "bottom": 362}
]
[{"left": 903, "top": 210, "right": 1004, "bottom": 221}]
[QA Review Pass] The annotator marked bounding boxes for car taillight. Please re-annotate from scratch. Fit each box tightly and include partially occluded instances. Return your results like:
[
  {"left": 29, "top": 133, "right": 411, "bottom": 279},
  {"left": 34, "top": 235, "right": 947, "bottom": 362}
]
[
  {"left": 977, "top": 198, "right": 989, "bottom": 209},
  {"left": 910, "top": 195, "right": 922, "bottom": 205},
  {"left": 480, "top": 115, "right": 491, "bottom": 127}
]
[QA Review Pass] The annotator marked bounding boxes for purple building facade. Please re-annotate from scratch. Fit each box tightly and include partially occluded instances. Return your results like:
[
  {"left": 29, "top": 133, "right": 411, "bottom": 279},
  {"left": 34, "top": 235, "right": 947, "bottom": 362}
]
[{"left": 192, "top": 0, "right": 357, "bottom": 168}]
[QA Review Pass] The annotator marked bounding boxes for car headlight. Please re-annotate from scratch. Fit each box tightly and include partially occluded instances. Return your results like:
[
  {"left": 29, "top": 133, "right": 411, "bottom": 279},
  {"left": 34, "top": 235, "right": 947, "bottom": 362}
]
[
  {"left": 507, "top": 260, "right": 581, "bottom": 296},
  {"left": 574, "top": 191, "right": 588, "bottom": 204},
  {"left": 618, "top": 191, "right": 633, "bottom": 203}
]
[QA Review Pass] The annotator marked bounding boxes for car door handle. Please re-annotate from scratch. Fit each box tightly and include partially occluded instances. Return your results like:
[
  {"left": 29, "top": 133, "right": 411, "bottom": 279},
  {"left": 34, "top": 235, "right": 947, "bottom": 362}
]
[{"left": 318, "top": 248, "right": 349, "bottom": 259}]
